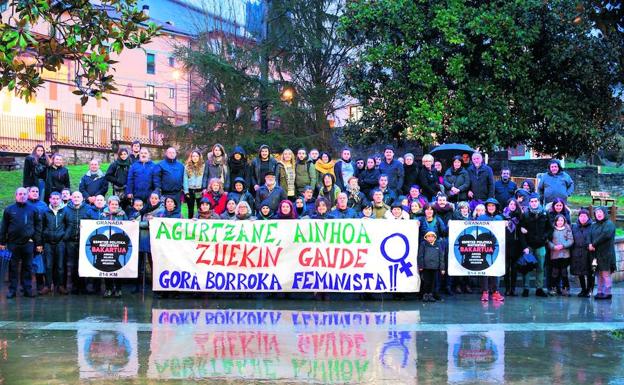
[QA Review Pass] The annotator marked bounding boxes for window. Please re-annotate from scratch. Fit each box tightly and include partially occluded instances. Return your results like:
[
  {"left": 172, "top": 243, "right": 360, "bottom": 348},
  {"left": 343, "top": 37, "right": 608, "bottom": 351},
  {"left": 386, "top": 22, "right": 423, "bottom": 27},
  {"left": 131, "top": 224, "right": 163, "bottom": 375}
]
[
  {"left": 111, "top": 118, "right": 121, "bottom": 141},
  {"left": 168, "top": 56, "right": 175, "bottom": 67},
  {"left": 146, "top": 84, "right": 155, "bottom": 100},
  {"left": 349, "top": 105, "right": 363, "bottom": 121},
  {"left": 146, "top": 53, "right": 155, "bottom": 74},
  {"left": 83, "top": 115, "right": 95, "bottom": 145},
  {"left": 0, "top": 1, "right": 8, "bottom": 12},
  {"left": 45, "top": 109, "right": 59, "bottom": 141},
  {"left": 169, "top": 88, "right": 175, "bottom": 99}
]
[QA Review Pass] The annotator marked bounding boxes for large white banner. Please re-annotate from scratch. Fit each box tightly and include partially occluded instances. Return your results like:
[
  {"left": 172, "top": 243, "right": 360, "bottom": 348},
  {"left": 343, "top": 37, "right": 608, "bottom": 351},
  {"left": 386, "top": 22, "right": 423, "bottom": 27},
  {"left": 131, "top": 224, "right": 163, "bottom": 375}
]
[
  {"left": 79, "top": 220, "right": 140, "bottom": 278},
  {"left": 150, "top": 219, "right": 420, "bottom": 292},
  {"left": 447, "top": 220, "right": 506, "bottom": 277},
  {"left": 148, "top": 308, "right": 419, "bottom": 383}
]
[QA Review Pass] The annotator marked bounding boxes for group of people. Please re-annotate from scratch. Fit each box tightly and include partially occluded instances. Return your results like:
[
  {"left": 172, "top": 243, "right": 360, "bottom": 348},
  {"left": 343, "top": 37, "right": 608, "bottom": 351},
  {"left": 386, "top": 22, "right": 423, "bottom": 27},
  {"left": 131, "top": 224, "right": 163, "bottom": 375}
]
[{"left": 0, "top": 142, "right": 617, "bottom": 302}]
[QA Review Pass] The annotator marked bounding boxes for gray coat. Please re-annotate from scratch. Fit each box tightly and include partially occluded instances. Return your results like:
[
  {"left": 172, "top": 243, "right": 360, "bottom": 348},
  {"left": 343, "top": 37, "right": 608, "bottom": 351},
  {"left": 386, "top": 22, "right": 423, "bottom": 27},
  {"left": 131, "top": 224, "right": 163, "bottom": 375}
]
[
  {"left": 570, "top": 222, "right": 592, "bottom": 275},
  {"left": 590, "top": 218, "right": 616, "bottom": 272},
  {"left": 417, "top": 240, "right": 446, "bottom": 270}
]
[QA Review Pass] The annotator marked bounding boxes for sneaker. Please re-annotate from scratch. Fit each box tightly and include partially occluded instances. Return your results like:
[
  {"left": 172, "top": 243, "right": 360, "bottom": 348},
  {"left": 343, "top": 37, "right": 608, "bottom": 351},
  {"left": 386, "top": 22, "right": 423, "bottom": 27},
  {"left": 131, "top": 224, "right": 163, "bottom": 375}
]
[
  {"left": 103, "top": 290, "right": 113, "bottom": 298},
  {"left": 114, "top": 289, "right": 122, "bottom": 298},
  {"left": 549, "top": 288, "right": 557, "bottom": 296},
  {"left": 522, "top": 289, "right": 529, "bottom": 297},
  {"left": 491, "top": 291, "right": 505, "bottom": 302},
  {"left": 594, "top": 293, "right": 606, "bottom": 300},
  {"left": 536, "top": 288, "right": 548, "bottom": 297},
  {"left": 38, "top": 287, "right": 50, "bottom": 296},
  {"left": 481, "top": 291, "right": 489, "bottom": 301},
  {"left": 577, "top": 290, "right": 587, "bottom": 297}
]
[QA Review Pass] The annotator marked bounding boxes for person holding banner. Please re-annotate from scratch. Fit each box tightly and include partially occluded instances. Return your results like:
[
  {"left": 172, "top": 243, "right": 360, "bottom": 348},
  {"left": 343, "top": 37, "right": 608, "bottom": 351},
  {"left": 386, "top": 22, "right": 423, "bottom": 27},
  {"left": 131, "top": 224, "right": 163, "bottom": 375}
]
[
  {"left": 520, "top": 193, "right": 552, "bottom": 297},
  {"left": 194, "top": 198, "right": 221, "bottom": 220},
  {"left": 274, "top": 200, "right": 298, "bottom": 220},
  {"left": 136, "top": 192, "right": 163, "bottom": 294},
  {"left": 256, "top": 203, "right": 274, "bottom": 220},
  {"left": 310, "top": 197, "right": 331, "bottom": 219},
  {"left": 476, "top": 198, "right": 505, "bottom": 302},
  {"left": 0, "top": 187, "right": 43, "bottom": 298},
  {"left": 234, "top": 201, "right": 255, "bottom": 220},
  {"left": 100, "top": 196, "right": 128, "bottom": 298},
  {"left": 157, "top": 197, "right": 183, "bottom": 219}
]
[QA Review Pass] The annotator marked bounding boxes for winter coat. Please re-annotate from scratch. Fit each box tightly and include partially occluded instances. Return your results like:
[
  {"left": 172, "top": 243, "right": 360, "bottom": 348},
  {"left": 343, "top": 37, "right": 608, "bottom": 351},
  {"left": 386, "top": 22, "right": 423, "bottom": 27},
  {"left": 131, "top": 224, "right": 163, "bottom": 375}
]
[
  {"left": 44, "top": 166, "right": 70, "bottom": 199},
  {"left": 372, "top": 203, "right": 390, "bottom": 219},
  {"left": 345, "top": 189, "right": 368, "bottom": 212},
  {"left": 204, "top": 192, "right": 228, "bottom": 215},
  {"left": 250, "top": 146, "right": 278, "bottom": 188},
  {"left": 378, "top": 188, "right": 396, "bottom": 206},
  {"left": 100, "top": 208, "right": 128, "bottom": 221},
  {"left": 570, "top": 221, "right": 592, "bottom": 275},
  {"left": 329, "top": 207, "right": 359, "bottom": 219},
  {"left": 220, "top": 211, "right": 236, "bottom": 220},
  {"left": 156, "top": 210, "right": 182, "bottom": 219},
  {"left": 42, "top": 204, "right": 66, "bottom": 244},
  {"left": 105, "top": 159, "right": 131, "bottom": 192},
  {"left": 227, "top": 178, "right": 256, "bottom": 213},
  {"left": 467, "top": 164, "right": 495, "bottom": 201},
  {"left": 521, "top": 208, "right": 552, "bottom": 248},
  {"left": 418, "top": 240, "right": 445, "bottom": 270},
  {"left": 154, "top": 158, "right": 186, "bottom": 195},
  {"left": 23, "top": 154, "right": 47, "bottom": 188},
  {"left": 202, "top": 153, "right": 230, "bottom": 191},
  {"left": 276, "top": 162, "right": 296, "bottom": 197},
  {"left": 334, "top": 159, "right": 356, "bottom": 191},
  {"left": 255, "top": 185, "right": 287, "bottom": 213},
  {"left": 443, "top": 167, "right": 470, "bottom": 202},
  {"left": 359, "top": 168, "right": 380, "bottom": 198},
  {"left": 402, "top": 163, "right": 420, "bottom": 195},
  {"left": 538, "top": 160, "right": 574, "bottom": 204},
  {"left": 139, "top": 204, "right": 164, "bottom": 253},
  {"left": 590, "top": 218, "right": 616, "bottom": 272},
  {"left": 126, "top": 160, "right": 157, "bottom": 201},
  {"left": 433, "top": 203, "right": 455, "bottom": 226},
  {"left": 27, "top": 199, "right": 48, "bottom": 218},
  {"left": 318, "top": 185, "right": 341, "bottom": 208},
  {"left": 79, "top": 170, "right": 109, "bottom": 200},
  {"left": 378, "top": 159, "right": 404, "bottom": 192},
  {"left": 505, "top": 221, "right": 527, "bottom": 262},
  {"left": 63, "top": 203, "right": 96, "bottom": 243},
  {"left": 228, "top": 146, "right": 250, "bottom": 187},
  {"left": 548, "top": 226, "right": 574, "bottom": 260},
  {"left": 0, "top": 202, "right": 42, "bottom": 246},
  {"left": 419, "top": 167, "right": 440, "bottom": 201},
  {"left": 419, "top": 216, "right": 447, "bottom": 239},
  {"left": 494, "top": 179, "right": 517, "bottom": 207},
  {"left": 294, "top": 159, "right": 317, "bottom": 196}
]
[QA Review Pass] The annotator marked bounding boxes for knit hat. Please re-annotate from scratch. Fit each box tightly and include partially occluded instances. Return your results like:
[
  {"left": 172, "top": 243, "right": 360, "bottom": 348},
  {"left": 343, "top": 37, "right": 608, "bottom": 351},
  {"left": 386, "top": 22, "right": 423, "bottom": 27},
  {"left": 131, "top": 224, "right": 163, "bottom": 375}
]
[{"left": 424, "top": 231, "right": 437, "bottom": 239}]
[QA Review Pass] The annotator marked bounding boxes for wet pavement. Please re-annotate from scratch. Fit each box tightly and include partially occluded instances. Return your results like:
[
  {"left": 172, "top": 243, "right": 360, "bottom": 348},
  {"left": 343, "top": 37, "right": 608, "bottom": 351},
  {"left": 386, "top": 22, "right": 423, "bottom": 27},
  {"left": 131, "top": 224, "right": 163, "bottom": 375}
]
[{"left": 0, "top": 287, "right": 623, "bottom": 384}]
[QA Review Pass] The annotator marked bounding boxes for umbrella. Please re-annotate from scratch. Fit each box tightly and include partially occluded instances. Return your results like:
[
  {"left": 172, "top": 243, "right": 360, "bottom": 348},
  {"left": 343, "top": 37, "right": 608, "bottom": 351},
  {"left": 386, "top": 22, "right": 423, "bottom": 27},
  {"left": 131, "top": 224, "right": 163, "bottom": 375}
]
[{"left": 430, "top": 143, "right": 475, "bottom": 159}]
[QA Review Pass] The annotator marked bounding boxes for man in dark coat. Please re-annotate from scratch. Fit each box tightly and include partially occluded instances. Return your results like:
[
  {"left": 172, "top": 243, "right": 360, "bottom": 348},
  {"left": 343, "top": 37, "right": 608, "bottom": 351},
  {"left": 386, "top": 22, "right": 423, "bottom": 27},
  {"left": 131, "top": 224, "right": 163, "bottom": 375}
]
[
  {"left": 153, "top": 147, "right": 186, "bottom": 212},
  {"left": 255, "top": 172, "right": 287, "bottom": 213},
  {"left": 63, "top": 191, "right": 96, "bottom": 294},
  {"left": 41, "top": 192, "right": 67, "bottom": 295},
  {"left": 0, "top": 187, "right": 43, "bottom": 298},
  {"left": 467, "top": 152, "right": 494, "bottom": 204},
  {"left": 494, "top": 168, "right": 517, "bottom": 206},
  {"left": 126, "top": 148, "right": 157, "bottom": 204},
  {"left": 520, "top": 194, "right": 552, "bottom": 298},
  {"left": 402, "top": 153, "right": 420, "bottom": 195},
  {"left": 378, "top": 145, "right": 404, "bottom": 193},
  {"left": 251, "top": 145, "right": 278, "bottom": 192},
  {"left": 79, "top": 159, "right": 109, "bottom": 205}
]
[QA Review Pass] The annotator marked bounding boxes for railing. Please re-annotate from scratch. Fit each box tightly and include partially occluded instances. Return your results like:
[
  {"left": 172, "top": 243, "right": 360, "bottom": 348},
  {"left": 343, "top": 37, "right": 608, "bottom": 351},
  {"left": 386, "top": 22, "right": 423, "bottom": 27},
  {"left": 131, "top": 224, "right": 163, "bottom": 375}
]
[{"left": 0, "top": 110, "right": 164, "bottom": 154}]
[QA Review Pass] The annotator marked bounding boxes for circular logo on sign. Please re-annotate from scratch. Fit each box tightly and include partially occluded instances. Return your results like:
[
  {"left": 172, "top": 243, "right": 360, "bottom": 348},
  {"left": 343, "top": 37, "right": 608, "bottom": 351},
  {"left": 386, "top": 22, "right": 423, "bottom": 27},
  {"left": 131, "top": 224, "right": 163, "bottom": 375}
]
[
  {"left": 453, "top": 226, "right": 499, "bottom": 271},
  {"left": 85, "top": 226, "right": 132, "bottom": 272}
]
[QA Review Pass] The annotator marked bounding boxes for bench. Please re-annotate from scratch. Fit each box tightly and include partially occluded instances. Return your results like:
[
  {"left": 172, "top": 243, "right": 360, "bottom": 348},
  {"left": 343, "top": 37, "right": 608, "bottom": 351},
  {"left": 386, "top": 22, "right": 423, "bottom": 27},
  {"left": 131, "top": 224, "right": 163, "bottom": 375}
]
[
  {"left": 591, "top": 191, "right": 616, "bottom": 206},
  {"left": 0, "top": 157, "right": 17, "bottom": 171}
]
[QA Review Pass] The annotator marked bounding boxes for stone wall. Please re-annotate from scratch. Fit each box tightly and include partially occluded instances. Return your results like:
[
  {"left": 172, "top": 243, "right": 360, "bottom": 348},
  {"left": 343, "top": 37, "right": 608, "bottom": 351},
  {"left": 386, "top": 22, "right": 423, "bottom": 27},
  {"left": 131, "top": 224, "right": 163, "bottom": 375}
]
[{"left": 489, "top": 158, "right": 624, "bottom": 196}]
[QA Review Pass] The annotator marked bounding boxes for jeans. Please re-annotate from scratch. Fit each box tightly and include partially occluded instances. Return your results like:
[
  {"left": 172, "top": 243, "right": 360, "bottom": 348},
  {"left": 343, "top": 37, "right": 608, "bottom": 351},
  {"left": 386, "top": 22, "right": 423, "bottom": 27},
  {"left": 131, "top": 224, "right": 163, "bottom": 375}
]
[
  {"left": 45, "top": 242, "right": 65, "bottom": 287},
  {"left": 8, "top": 243, "right": 33, "bottom": 294},
  {"left": 523, "top": 246, "right": 545, "bottom": 289}
]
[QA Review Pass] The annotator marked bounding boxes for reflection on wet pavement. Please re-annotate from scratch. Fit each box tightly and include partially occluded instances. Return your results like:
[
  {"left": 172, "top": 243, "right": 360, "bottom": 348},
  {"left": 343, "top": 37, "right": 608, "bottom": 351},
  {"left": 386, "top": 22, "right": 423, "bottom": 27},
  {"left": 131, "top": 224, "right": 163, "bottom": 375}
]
[{"left": 0, "top": 289, "right": 623, "bottom": 384}]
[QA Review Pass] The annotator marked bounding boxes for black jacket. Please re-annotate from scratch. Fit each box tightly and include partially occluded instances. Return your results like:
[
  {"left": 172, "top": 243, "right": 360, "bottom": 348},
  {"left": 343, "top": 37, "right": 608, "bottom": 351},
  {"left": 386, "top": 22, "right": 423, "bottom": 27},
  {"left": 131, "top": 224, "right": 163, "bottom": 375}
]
[
  {"left": 443, "top": 167, "right": 470, "bottom": 202},
  {"left": 23, "top": 155, "right": 47, "bottom": 188},
  {"left": 467, "top": 164, "right": 495, "bottom": 201},
  {"left": 63, "top": 203, "right": 96, "bottom": 242},
  {"left": 42, "top": 205, "right": 67, "bottom": 244},
  {"left": 79, "top": 172, "right": 109, "bottom": 200},
  {"left": 45, "top": 166, "right": 70, "bottom": 198},
  {"left": 0, "top": 202, "right": 42, "bottom": 246},
  {"left": 419, "top": 167, "right": 440, "bottom": 201},
  {"left": 105, "top": 160, "right": 131, "bottom": 190},
  {"left": 358, "top": 168, "right": 380, "bottom": 197},
  {"left": 402, "top": 163, "right": 420, "bottom": 195},
  {"left": 418, "top": 240, "right": 445, "bottom": 270},
  {"left": 521, "top": 209, "right": 552, "bottom": 248}
]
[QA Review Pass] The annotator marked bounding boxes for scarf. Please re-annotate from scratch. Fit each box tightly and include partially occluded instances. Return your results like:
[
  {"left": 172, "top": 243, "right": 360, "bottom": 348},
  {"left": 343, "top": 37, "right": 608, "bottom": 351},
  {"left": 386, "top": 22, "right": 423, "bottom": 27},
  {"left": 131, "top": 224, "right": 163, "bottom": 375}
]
[
  {"left": 315, "top": 160, "right": 335, "bottom": 176},
  {"left": 86, "top": 169, "right": 105, "bottom": 179},
  {"left": 503, "top": 207, "right": 521, "bottom": 232},
  {"left": 347, "top": 186, "right": 361, "bottom": 203},
  {"left": 433, "top": 203, "right": 453, "bottom": 214},
  {"left": 529, "top": 205, "right": 543, "bottom": 215},
  {"left": 116, "top": 158, "right": 131, "bottom": 168},
  {"left": 197, "top": 210, "right": 215, "bottom": 220},
  {"left": 229, "top": 156, "right": 247, "bottom": 175}
]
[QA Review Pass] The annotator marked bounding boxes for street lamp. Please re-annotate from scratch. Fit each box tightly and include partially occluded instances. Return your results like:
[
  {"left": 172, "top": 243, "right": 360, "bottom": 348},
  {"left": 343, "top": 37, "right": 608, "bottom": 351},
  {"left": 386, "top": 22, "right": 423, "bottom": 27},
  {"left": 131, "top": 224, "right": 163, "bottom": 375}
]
[{"left": 280, "top": 86, "right": 295, "bottom": 103}]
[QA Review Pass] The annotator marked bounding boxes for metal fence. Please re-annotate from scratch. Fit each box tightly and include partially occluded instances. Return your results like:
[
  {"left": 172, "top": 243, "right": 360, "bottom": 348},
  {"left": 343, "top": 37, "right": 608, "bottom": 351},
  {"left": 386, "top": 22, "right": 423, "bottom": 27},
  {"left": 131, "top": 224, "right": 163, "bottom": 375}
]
[{"left": 0, "top": 110, "right": 164, "bottom": 154}]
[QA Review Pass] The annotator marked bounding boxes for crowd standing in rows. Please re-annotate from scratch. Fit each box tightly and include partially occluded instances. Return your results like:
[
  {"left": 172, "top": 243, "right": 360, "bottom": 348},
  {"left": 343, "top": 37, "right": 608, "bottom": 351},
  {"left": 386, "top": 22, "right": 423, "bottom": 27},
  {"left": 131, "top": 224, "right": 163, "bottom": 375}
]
[{"left": 0, "top": 141, "right": 616, "bottom": 302}]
